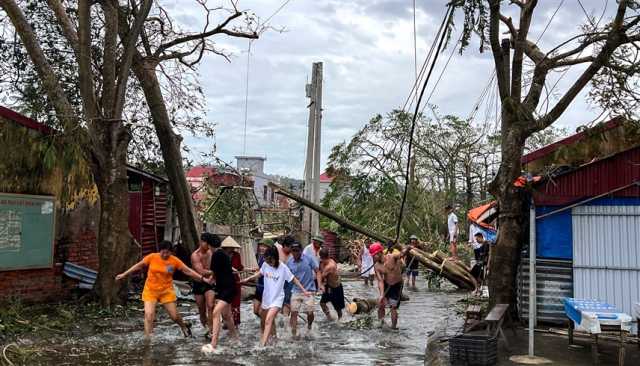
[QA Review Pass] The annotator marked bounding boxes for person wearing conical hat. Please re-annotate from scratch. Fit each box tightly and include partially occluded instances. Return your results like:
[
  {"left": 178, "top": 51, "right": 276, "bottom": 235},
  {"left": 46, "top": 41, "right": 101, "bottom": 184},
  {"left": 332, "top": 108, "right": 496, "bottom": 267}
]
[{"left": 221, "top": 236, "right": 243, "bottom": 326}]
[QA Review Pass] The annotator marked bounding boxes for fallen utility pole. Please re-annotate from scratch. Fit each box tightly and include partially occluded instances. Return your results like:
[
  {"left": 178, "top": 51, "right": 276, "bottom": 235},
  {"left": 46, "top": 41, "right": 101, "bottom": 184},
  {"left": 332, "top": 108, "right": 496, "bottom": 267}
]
[
  {"left": 270, "top": 182, "right": 391, "bottom": 244},
  {"left": 269, "top": 182, "right": 475, "bottom": 290}
]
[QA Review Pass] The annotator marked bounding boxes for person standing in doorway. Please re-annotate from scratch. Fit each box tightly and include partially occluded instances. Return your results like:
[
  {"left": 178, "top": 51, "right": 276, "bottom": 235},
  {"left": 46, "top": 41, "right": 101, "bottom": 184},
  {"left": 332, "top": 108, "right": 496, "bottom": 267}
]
[
  {"left": 221, "top": 236, "right": 244, "bottom": 326},
  {"left": 371, "top": 242, "right": 411, "bottom": 329},
  {"left": 319, "top": 248, "right": 346, "bottom": 320},
  {"left": 405, "top": 235, "right": 420, "bottom": 289},
  {"left": 288, "top": 242, "right": 322, "bottom": 338},
  {"left": 358, "top": 240, "right": 375, "bottom": 286},
  {"left": 191, "top": 233, "right": 216, "bottom": 338},
  {"left": 115, "top": 240, "right": 210, "bottom": 340},
  {"left": 208, "top": 234, "right": 239, "bottom": 350},
  {"left": 240, "top": 246, "right": 311, "bottom": 347},
  {"left": 445, "top": 205, "right": 459, "bottom": 260}
]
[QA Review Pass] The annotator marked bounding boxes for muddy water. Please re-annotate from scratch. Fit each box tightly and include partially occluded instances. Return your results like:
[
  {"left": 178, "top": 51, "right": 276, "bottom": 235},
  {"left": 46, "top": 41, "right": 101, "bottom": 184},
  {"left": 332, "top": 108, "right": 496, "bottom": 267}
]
[{"left": 30, "top": 280, "right": 466, "bottom": 365}]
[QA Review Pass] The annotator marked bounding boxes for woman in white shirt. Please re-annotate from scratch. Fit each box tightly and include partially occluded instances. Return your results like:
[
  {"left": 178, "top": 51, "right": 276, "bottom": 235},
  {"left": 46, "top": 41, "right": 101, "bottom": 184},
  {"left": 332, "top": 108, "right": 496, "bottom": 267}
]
[{"left": 241, "top": 246, "right": 311, "bottom": 346}]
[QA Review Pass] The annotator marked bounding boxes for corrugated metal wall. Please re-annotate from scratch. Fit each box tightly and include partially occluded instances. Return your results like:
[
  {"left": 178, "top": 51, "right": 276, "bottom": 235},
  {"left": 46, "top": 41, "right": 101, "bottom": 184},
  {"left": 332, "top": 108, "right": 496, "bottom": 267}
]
[
  {"left": 517, "top": 258, "right": 573, "bottom": 324},
  {"left": 572, "top": 205, "right": 640, "bottom": 319}
]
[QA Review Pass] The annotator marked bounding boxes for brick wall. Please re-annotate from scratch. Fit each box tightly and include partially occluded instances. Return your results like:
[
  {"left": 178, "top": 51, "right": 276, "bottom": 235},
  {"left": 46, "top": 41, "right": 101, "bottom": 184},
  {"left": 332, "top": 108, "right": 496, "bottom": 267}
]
[{"left": 0, "top": 266, "right": 70, "bottom": 302}]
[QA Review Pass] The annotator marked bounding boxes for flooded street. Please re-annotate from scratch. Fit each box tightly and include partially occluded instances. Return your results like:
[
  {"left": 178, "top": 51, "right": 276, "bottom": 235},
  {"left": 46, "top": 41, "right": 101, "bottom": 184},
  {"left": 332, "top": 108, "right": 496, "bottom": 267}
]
[{"left": 25, "top": 280, "right": 466, "bottom": 365}]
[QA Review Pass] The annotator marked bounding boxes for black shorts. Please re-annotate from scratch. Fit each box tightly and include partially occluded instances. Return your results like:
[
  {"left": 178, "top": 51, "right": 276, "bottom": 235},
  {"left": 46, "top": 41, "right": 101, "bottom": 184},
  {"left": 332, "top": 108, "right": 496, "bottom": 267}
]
[
  {"left": 284, "top": 281, "right": 293, "bottom": 305},
  {"left": 470, "top": 264, "right": 484, "bottom": 280},
  {"left": 216, "top": 284, "right": 237, "bottom": 304},
  {"left": 384, "top": 282, "right": 402, "bottom": 308},
  {"left": 320, "top": 284, "right": 346, "bottom": 311},
  {"left": 192, "top": 281, "right": 214, "bottom": 296}
]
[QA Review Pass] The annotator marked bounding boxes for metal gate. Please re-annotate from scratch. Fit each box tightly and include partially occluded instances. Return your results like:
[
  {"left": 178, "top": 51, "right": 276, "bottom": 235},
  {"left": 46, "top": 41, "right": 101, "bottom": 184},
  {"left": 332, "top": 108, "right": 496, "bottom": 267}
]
[{"left": 572, "top": 205, "right": 640, "bottom": 321}]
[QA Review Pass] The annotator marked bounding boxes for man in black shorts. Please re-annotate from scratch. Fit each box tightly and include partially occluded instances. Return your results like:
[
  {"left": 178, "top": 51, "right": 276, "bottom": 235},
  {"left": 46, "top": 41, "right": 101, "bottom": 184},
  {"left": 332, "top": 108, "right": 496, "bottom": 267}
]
[
  {"left": 319, "top": 248, "right": 345, "bottom": 320},
  {"left": 191, "top": 233, "right": 216, "bottom": 336},
  {"left": 207, "top": 234, "right": 239, "bottom": 350}
]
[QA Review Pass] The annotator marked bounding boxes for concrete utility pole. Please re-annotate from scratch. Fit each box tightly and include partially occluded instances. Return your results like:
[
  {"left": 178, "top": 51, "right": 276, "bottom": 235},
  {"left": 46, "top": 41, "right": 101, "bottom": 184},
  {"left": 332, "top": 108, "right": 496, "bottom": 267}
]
[{"left": 302, "top": 62, "right": 323, "bottom": 239}]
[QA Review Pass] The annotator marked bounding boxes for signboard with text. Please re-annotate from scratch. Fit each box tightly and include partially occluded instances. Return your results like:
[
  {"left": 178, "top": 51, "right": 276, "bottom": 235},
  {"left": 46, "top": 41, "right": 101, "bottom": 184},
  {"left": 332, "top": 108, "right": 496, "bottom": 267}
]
[{"left": 0, "top": 193, "right": 55, "bottom": 270}]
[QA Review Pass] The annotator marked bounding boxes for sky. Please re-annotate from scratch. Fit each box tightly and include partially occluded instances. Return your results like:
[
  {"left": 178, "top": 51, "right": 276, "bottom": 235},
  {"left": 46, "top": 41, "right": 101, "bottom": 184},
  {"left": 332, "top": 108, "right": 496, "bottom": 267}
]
[{"left": 164, "top": 0, "right": 617, "bottom": 179}]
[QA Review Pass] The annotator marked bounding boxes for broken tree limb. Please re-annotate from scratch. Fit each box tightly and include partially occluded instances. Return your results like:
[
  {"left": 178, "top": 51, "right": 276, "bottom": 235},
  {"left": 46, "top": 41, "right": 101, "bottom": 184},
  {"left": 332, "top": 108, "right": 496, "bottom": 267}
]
[
  {"left": 347, "top": 298, "right": 378, "bottom": 315},
  {"left": 269, "top": 182, "right": 475, "bottom": 290}
]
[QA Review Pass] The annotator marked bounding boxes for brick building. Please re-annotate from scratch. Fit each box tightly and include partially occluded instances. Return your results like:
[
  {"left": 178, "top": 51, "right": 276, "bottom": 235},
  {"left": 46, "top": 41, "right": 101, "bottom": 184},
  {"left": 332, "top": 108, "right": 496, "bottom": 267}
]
[{"left": 0, "top": 106, "right": 171, "bottom": 302}]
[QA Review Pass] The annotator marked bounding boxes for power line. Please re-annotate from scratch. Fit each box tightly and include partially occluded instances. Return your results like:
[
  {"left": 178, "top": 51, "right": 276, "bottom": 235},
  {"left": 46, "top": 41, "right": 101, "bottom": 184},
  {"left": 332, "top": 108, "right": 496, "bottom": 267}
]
[
  {"left": 242, "top": 40, "right": 252, "bottom": 155},
  {"left": 419, "top": 30, "right": 463, "bottom": 115},
  {"left": 394, "top": 4, "right": 453, "bottom": 243},
  {"left": 412, "top": 0, "right": 418, "bottom": 106},
  {"left": 402, "top": 6, "right": 451, "bottom": 112},
  {"left": 261, "top": 0, "right": 293, "bottom": 30}
]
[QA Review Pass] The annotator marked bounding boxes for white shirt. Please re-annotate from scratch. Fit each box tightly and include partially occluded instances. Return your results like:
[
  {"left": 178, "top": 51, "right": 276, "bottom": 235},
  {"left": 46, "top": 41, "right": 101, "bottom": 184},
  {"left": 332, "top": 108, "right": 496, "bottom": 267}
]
[
  {"left": 447, "top": 212, "right": 459, "bottom": 242},
  {"left": 469, "top": 223, "right": 483, "bottom": 250},
  {"left": 303, "top": 244, "right": 321, "bottom": 267},
  {"left": 360, "top": 245, "right": 374, "bottom": 277},
  {"left": 260, "top": 262, "right": 294, "bottom": 310}
]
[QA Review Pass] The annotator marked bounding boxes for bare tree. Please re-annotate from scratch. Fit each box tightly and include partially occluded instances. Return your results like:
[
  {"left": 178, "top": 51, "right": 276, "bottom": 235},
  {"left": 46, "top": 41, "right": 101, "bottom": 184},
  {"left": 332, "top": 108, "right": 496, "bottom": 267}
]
[
  {"left": 119, "top": 0, "right": 258, "bottom": 252},
  {"left": 0, "top": 0, "right": 153, "bottom": 306},
  {"left": 454, "top": 0, "right": 640, "bottom": 305}
]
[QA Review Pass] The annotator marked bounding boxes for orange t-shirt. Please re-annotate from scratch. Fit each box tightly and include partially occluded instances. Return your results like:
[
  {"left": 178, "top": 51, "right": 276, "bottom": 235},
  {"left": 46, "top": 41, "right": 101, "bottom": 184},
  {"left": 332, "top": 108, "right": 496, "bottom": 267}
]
[{"left": 142, "top": 253, "right": 185, "bottom": 292}]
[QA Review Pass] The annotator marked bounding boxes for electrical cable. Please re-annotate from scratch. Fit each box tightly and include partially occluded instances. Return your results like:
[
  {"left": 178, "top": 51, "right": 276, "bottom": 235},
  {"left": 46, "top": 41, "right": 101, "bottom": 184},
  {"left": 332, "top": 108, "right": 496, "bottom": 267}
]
[{"left": 394, "top": 4, "right": 453, "bottom": 243}]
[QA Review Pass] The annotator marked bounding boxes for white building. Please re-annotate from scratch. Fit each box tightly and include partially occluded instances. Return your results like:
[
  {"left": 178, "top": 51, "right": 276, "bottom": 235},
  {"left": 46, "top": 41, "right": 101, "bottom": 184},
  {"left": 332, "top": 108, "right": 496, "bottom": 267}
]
[{"left": 235, "top": 156, "right": 281, "bottom": 207}]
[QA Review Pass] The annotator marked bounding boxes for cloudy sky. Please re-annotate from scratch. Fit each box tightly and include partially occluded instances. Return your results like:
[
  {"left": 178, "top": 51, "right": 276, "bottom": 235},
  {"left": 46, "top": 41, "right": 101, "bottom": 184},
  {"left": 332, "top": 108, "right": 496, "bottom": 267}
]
[{"left": 166, "top": 0, "right": 616, "bottom": 178}]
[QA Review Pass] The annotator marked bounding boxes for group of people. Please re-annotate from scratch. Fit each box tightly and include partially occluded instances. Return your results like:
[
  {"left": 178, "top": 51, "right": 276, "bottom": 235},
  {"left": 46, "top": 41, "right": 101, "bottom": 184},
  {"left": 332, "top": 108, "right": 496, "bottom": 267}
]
[
  {"left": 116, "top": 232, "right": 346, "bottom": 350},
  {"left": 114, "top": 204, "right": 493, "bottom": 350}
]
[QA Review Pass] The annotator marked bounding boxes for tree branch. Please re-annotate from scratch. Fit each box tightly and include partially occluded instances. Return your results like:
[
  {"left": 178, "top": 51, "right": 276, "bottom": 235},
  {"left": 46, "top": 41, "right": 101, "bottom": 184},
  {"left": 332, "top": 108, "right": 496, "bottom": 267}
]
[
  {"left": 154, "top": 11, "right": 257, "bottom": 57},
  {"left": 77, "top": 0, "right": 98, "bottom": 120},
  {"left": 534, "top": 0, "right": 631, "bottom": 133},
  {"left": 113, "top": 0, "right": 152, "bottom": 118},
  {"left": 101, "top": 0, "right": 118, "bottom": 117},
  {"left": 46, "top": 0, "right": 79, "bottom": 56},
  {"left": 488, "top": 0, "right": 510, "bottom": 100},
  {"left": 511, "top": 0, "right": 537, "bottom": 102},
  {"left": 0, "top": 0, "right": 78, "bottom": 129}
]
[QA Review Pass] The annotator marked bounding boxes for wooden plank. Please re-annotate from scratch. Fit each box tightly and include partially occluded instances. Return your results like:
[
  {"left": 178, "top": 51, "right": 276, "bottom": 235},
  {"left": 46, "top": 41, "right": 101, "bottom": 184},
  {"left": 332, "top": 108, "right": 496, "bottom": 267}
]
[{"left": 486, "top": 304, "right": 508, "bottom": 322}]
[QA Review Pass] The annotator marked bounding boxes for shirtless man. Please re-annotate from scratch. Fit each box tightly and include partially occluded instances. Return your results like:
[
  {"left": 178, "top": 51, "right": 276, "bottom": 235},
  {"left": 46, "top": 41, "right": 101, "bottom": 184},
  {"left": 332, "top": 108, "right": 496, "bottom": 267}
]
[
  {"left": 319, "top": 248, "right": 345, "bottom": 320},
  {"left": 191, "top": 233, "right": 216, "bottom": 337},
  {"left": 370, "top": 242, "right": 410, "bottom": 329}
]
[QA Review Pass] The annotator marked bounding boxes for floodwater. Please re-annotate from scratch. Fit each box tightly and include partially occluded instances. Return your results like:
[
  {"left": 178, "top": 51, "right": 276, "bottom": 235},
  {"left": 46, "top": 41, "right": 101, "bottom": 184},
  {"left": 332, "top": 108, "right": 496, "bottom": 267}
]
[{"left": 24, "top": 280, "right": 467, "bottom": 365}]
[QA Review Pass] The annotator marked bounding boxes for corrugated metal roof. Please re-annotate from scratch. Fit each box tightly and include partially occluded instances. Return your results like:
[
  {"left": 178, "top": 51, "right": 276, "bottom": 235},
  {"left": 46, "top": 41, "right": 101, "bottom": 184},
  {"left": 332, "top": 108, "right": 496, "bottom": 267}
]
[
  {"left": 533, "top": 147, "right": 640, "bottom": 206},
  {"left": 522, "top": 117, "right": 623, "bottom": 164},
  {"left": 572, "top": 205, "right": 640, "bottom": 321}
]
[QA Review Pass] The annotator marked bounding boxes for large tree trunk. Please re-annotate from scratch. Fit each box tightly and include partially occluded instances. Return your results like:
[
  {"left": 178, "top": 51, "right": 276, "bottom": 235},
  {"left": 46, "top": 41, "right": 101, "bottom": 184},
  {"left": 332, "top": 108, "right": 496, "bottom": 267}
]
[
  {"left": 91, "top": 123, "right": 138, "bottom": 307},
  {"left": 132, "top": 58, "right": 200, "bottom": 252},
  {"left": 487, "top": 125, "right": 527, "bottom": 306}
]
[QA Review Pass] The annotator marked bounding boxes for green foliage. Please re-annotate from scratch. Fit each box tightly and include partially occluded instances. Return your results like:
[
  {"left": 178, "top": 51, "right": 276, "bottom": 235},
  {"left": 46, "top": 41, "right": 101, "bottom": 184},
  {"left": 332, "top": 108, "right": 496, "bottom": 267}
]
[
  {"left": 0, "top": 119, "right": 91, "bottom": 200},
  {"left": 202, "top": 185, "right": 256, "bottom": 225}
]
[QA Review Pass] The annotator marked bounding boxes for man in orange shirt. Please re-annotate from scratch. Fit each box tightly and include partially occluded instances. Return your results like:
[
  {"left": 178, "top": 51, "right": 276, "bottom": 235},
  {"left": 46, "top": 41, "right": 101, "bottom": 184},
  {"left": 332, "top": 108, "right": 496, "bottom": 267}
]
[{"left": 116, "top": 240, "right": 211, "bottom": 339}]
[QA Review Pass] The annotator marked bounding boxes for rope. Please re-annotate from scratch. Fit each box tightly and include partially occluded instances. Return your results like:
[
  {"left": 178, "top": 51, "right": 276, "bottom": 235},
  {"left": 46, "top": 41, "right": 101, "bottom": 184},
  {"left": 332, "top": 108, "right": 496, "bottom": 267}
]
[{"left": 394, "top": 4, "right": 453, "bottom": 244}]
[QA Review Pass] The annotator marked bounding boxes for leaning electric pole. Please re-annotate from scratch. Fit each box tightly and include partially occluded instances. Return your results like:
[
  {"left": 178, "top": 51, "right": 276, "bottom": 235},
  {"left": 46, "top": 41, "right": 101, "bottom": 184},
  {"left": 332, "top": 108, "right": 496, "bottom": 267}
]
[{"left": 302, "top": 62, "right": 323, "bottom": 239}]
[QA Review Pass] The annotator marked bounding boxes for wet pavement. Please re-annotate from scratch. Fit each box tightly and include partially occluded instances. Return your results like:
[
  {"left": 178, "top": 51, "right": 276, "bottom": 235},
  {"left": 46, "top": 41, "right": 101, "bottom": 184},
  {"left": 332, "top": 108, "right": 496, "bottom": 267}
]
[{"left": 21, "top": 279, "right": 467, "bottom": 365}]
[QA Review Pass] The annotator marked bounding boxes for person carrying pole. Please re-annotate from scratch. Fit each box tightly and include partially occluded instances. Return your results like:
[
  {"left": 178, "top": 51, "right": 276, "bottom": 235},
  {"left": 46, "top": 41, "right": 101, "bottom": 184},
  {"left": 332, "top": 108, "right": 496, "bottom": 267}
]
[
  {"left": 371, "top": 242, "right": 411, "bottom": 330},
  {"left": 319, "top": 248, "right": 346, "bottom": 320}
]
